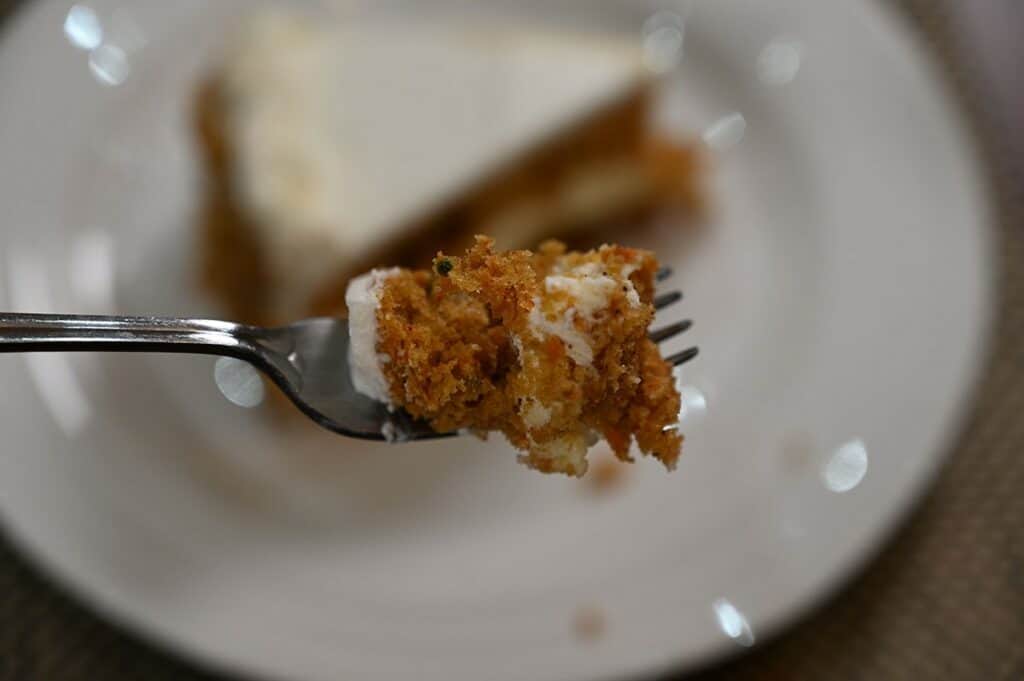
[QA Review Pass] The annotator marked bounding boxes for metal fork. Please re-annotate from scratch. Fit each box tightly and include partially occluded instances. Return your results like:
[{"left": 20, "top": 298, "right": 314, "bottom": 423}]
[{"left": 0, "top": 268, "right": 695, "bottom": 441}]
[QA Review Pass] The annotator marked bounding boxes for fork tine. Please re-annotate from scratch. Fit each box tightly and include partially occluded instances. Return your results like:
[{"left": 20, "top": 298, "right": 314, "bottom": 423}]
[
  {"left": 649, "top": 319, "right": 693, "bottom": 343},
  {"left": 656, "top": 266, "right": 672, "bottom": 282},
  {"left": 666, "top": 346, "right": 699, "bottom": 366},
  {"left": 653, "top": 290, "right": 683, "bottom": 310}
]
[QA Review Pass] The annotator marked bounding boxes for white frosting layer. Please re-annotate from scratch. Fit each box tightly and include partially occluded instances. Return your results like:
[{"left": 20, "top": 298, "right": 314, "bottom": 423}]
[
  {"left": 529, "top": 300, "right": 593, "bottom": 366},
  {"left": 544, "top": 262, "right": 621, "bottom": 320},
  {"left": 522, "top": 399, "right": 553, "bottom": 428},
  {"left": 530, "top": 259, "right": 643, "bottom": 365},
  {"left": 620, "top": 262, "right": 642, "bottom": 307},
  {"left": 530, "top": 432, "right": 589, "bottom": 473},
  {"left": 218, "top": 11, "right": 647, "bottom": 317},
  {"left": 345, "top": 268, "right": 400, "bottom": 405}
]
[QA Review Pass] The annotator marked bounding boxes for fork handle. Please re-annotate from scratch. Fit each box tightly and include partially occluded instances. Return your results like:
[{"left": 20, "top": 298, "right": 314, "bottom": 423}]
[{"left": 0, "top": 313, "right": 257, "bottom": 358}]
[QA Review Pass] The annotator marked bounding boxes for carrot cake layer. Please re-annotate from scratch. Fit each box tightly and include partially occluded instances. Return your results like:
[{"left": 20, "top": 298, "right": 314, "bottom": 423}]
[{"left": 346, "top": 236, "right": 683, "bottom": 476}]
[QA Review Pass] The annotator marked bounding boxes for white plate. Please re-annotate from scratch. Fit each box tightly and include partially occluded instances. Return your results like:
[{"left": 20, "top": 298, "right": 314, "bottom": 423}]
[{"left": 0, "top": 1, "right": 992, "bottom": 680}]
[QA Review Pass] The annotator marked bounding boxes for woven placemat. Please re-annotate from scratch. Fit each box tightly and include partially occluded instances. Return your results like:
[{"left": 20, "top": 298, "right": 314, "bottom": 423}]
[{"left": 1, "top": 1, "right": 1022, "bottom": 679}]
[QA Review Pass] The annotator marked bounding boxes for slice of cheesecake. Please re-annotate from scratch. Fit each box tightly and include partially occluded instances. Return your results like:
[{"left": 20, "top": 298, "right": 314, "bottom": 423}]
[{"left": 197, "top": 10, "right": 701, "bottom": 325}]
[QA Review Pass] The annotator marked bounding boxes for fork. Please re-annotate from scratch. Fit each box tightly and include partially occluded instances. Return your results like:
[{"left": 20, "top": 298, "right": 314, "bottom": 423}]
[{"left": 0, "top": 268, "right": 695, "bottom": 441}]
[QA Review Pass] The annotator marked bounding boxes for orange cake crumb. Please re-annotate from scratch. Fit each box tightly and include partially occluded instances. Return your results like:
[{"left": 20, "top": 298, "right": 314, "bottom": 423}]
[
  {"left": 349, "top": 236, "right": 683, "bottom": 476},
  {"left": 573, "top": 605, "right": 608, "bottom": 642},
  {"left": 585, "top": 453, "right": 631, "bottom": 494}
]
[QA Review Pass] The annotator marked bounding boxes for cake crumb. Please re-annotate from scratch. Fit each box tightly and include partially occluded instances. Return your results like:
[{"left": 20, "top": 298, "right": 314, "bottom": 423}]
[
  {"left": 585, "top": 452, "right": 631, "bottom": 494},
  {"left": 573, "top": 606, "right": 607, "bottom": 642}
]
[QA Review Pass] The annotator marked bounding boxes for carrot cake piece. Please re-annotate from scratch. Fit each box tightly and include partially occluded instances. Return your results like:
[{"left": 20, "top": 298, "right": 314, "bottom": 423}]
[
  {"left": 196, "top": 10, "right": 702, "bottom": 326},
  {"left": 345, "top": 236, "right": 683, "bottom": 476}
]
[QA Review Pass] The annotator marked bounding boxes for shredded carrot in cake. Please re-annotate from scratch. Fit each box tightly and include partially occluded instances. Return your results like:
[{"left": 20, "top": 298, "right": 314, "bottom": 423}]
[{"left": 372, "top": 236, "right": 682, "bottom": 476}]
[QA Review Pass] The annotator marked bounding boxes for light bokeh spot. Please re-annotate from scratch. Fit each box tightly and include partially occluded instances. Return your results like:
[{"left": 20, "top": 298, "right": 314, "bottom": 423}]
[
  {"left": 214, "top": 357, "right": 265, "bottom": 408},
  {"left": 703, "top": 112, "right": 746, "bottom": 150},
  {"left": 712, "top": 598, "right": 756, "bottom": 647},
  {"left": 88, "top": 44, "right": 130, "bottom": 86},
  {"left": 642, "top": 11, "right": 685, "bottom": 74},
  {"left": 64, "top": 5, "right": 103, "bottom": 50},
  {"left": 822, "top": 438, "right": 869, "bottom": 492},
  {"left": 757, "top": 37, "right": 803, "bottom": 85}
]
